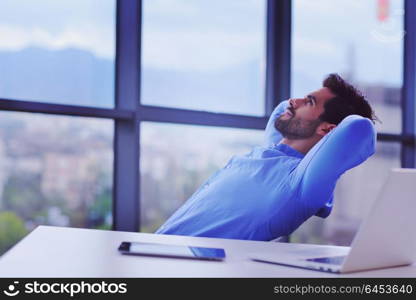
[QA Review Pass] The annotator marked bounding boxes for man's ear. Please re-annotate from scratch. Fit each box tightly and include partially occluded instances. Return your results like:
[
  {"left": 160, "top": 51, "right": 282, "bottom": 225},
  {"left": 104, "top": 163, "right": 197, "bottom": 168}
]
[{"left": 316, "top": 122, "right": 337, "bottom": 137}]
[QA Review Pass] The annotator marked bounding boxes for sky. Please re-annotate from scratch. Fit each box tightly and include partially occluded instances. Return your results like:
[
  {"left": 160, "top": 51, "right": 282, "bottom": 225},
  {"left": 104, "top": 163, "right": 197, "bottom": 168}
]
[
  {"left": 292, "top": 0, "right": 404, "bottom": 93},
  {"left": 0, "top": 0, "right": 116, "bottom": 58},
  {"left": 0, "top": 0, "right": 405, "bottom": 92}
]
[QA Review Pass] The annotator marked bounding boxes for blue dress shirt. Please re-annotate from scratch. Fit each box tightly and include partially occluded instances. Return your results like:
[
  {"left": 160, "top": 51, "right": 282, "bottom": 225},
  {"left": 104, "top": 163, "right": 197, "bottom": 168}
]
[{"left": 156, "top": 100, "right": 376, "bottom": 241}]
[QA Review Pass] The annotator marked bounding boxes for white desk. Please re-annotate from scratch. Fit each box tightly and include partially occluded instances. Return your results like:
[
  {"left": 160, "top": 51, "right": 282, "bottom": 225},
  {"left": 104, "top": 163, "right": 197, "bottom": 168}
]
[{"left": 0, "top": 226, "right": 414, "bottom": 278}]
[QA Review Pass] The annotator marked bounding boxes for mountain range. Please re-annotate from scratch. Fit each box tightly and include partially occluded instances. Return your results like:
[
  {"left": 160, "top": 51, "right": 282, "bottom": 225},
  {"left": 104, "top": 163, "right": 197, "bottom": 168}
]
[{"left": 0, "top": 47, "right": 274, "bottom": 116}]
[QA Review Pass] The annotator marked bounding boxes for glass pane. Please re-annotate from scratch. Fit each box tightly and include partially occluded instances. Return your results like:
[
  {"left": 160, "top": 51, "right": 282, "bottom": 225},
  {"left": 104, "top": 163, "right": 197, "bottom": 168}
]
[
  {"left": 290, "top": 142, "right": 401, "bottom": 246},
  {"left": 0, "top": 0, "right": 115, "bottom": 107},
  {"left": 140, "top": 122, "right": 263, "bottom": 232},
  {"left": 292, "top": 0, "right": 403, "bottom": 133},
  {"left": 0, "top": 112, "right": 113, "bottom": 255},
  {"left": 141, "top": 0, "right": 266, "bottom": 116}
]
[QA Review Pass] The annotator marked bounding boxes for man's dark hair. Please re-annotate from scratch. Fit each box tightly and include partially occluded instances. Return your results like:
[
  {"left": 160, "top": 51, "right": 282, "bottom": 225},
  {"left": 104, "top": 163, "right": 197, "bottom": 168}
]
[{"left": 319, "top": 73, "right": 376, "bottom": 125}]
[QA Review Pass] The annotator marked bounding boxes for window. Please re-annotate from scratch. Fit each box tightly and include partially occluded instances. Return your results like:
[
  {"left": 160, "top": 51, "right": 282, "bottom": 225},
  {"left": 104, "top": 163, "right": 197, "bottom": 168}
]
[
  {"left": 140, "top": 122, "right": 263, "bottom": 232},
  {"left": 0, "top": 112, "right": 113, "bottom": 254},
  {"left": 141, "top": 0, "right": 266, "bottom": 116},
  {"left": 0, "top": 0, "right": 269, "bottom": 254},
  {"left": 292, "top": 0, "right": 404, "bottom": 134},
  {"left": 0, "top": 0, "right": 116, "bottom": 107},
  {"left": 0, "top": 0, "right": 116, "bottom": 256},
  {"left": 290, "top": 0, "right": 408, "bottom": 246}
]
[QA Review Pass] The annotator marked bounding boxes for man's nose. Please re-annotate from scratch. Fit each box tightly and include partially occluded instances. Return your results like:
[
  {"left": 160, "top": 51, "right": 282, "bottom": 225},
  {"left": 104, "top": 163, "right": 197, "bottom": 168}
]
[{"left": 289, "top": 98, "right": 304, "bottom": 109}]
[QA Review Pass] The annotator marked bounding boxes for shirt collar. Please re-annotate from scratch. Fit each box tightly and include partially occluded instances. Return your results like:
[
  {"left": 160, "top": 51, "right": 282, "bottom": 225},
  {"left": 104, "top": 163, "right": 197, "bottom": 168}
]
[{"left": 272, "top": 143, "right": 305, "bottom": 159}]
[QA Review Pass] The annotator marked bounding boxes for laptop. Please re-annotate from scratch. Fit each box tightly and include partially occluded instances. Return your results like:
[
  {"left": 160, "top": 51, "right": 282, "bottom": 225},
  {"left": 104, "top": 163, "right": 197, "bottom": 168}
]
[{"left": 250, "top": 168, "right": 416, "bottom": 273}]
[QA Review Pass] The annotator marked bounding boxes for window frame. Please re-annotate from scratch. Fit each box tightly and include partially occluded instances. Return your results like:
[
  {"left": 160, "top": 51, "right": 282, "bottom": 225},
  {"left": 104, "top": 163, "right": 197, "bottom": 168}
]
[{"left": 0, "top": 0, "right": 413, "bottom": 233}]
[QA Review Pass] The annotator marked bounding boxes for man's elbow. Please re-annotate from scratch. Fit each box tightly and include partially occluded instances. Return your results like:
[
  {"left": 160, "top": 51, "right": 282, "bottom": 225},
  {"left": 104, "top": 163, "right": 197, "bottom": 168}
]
[{"left": 341, "top": 115, "right": 377, "bottom": 160}]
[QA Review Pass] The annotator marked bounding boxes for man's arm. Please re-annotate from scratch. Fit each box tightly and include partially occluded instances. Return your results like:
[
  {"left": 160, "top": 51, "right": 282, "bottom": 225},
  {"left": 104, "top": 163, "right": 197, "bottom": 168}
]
[
  {"left": 293, "top": 115, "right": 377, "bottom": 217},
  {"left": 264, "top": 100, "right": 289, "bottom": 147}
]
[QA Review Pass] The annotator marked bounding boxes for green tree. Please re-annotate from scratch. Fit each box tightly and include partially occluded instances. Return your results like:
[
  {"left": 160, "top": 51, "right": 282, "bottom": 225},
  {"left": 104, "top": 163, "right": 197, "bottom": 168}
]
[
  {"left": 0, "top": 211, "right": 28, "bottom": 255},
  {"left": 88, "top": 187, "right": 112, "bottom": 229},
  {"left": 2, "top": 173, "right": 46, "bottom": 221}
]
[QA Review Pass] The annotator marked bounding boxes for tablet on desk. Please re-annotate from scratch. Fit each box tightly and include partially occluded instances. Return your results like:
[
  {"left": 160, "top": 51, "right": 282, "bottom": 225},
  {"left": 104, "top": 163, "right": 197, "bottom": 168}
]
[{"left": 118, "top": 241, "right": 226, "bottom": 261}]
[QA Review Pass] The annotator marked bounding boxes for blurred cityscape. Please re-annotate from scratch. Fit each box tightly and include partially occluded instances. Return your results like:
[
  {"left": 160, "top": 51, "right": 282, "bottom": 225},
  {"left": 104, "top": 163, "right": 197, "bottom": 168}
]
[{"left": 0, "top": 112, "right": 113, "bottom": 254}]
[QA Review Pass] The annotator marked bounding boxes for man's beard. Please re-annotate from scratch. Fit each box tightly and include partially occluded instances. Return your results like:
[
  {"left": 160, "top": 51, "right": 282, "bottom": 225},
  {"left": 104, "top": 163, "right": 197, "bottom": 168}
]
[{"left": 275, "top": 114, "right": 322, "bottom": 140}]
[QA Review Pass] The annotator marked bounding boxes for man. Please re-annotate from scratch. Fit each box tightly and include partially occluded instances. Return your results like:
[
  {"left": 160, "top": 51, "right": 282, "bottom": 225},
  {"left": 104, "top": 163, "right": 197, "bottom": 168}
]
[{"left": 156, "top": 74, "right": 377, "bottom": 241}]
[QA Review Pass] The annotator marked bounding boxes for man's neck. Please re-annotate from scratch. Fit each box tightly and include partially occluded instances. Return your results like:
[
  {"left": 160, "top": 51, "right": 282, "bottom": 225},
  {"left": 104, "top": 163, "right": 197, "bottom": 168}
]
[{"left": 280, "top": 136, "right": 321, "bottom": 155}]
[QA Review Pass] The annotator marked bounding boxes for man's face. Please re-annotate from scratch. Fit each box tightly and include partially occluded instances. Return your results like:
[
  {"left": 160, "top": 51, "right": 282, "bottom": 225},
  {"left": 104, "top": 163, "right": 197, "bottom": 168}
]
[{"left": 275, "top": 87, "right": 336, "bottom": 139}]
